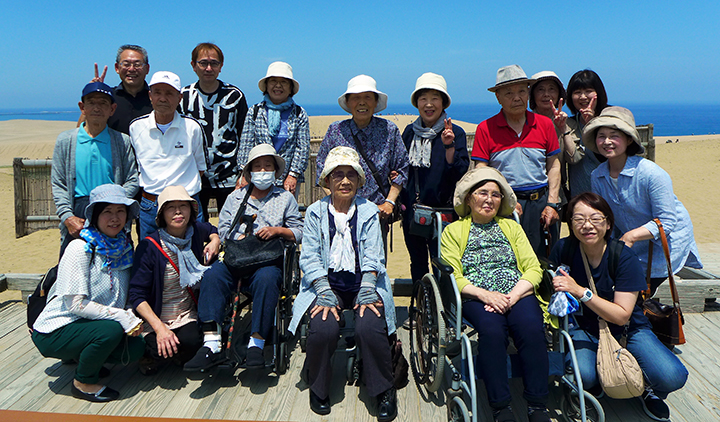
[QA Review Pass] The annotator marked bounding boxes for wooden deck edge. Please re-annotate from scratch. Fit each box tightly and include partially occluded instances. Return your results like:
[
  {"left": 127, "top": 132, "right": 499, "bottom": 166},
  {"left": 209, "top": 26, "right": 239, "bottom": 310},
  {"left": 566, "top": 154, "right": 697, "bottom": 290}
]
[{"left": 0, "top": 410, "right": 258, "bottom": 422}]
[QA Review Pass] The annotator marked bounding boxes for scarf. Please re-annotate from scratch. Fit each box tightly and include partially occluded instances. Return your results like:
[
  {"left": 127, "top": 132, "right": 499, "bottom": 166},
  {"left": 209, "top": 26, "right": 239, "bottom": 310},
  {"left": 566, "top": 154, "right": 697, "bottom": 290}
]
[
  {"left": 264, "top": 94, "right": 294, "bottom": 137},
  {"left": 158, "top": 226, "right": 209, "bottom": 288},
  {"left": 79, "top": 227, "right": 133, "bottom": 272},
  {"left": 328, "top": 201, "right": 357, "bottom": 274},
  {"left": 409, "top": 111, "right": 447, "bottom": 168}
]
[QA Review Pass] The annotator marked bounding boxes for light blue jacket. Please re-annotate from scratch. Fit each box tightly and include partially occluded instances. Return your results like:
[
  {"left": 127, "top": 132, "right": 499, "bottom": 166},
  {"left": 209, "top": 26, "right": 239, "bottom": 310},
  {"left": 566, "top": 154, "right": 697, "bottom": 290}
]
[
  {"left": 289, "top": 196, "right": 396, "bottom": 334},
  {"left": 591, "top": 155, "right": 702, "bottom": 278}
]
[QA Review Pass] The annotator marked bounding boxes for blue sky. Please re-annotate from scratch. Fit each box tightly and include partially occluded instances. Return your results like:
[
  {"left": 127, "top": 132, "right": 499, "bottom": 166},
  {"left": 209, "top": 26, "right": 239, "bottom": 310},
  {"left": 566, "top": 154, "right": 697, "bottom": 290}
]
[{"left": 3, "top": 0, "right": 718, "bottom": 109}]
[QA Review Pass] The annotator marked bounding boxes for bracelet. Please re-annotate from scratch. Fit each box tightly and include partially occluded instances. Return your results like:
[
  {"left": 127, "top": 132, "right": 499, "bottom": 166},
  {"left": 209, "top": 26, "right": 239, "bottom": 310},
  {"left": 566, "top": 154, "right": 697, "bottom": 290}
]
[
  {"left": 546, "top": 202, "right": 561, "bottom": 211},
  {"left": 384, "top": 199, "right": 396, "bottom": 207},
  {"left": 443, "top": 142, "right": 455, "bottom": 149}
]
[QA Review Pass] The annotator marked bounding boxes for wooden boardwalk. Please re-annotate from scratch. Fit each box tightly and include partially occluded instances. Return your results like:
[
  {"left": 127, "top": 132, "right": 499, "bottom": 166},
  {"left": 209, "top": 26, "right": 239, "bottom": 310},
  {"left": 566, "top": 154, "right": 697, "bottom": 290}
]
[{"left": 0, "top": 296, "right": 718, "bottom": 422}]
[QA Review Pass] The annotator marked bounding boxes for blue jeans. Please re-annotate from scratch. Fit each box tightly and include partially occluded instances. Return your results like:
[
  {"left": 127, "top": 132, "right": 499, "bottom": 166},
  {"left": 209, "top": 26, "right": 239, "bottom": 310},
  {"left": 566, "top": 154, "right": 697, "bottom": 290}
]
[
  {"left": 139, "top": 193, "right": 204, "bottom": 240},
  {"left": 462, "top": 295, "right": 549, "bottom": 408},
  {"left": 567, "top": 323, "right": 688, "bottom": 399},
  {"left": 197, "top": 261, "right": 281, "bottom": 340}
]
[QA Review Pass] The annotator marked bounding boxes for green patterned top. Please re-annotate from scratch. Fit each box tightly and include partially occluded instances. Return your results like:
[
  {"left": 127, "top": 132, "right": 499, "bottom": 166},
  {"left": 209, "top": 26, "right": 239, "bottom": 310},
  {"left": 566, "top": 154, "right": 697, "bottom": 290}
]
[{"left": 461, "top": 220, "right": 521, "bottom": 294}]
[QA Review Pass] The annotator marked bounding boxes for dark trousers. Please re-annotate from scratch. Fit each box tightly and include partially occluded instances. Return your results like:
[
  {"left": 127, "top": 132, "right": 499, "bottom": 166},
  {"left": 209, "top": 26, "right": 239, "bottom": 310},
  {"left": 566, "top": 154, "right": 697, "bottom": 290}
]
[
  {"left": 32, "top": 319, "right": 145, "bottom": 384},
  {"left": 401, "top": 215, "right": 439, "bottom": 283},
  {"left": 143, "top": 322, "right": 203, "bottom": 363},
  {"left": 303, "top": 290, "right": 394, "bottom": 399},
  {"left": 198, "top": 176, "right": 234, "bottom": 222},
  {"left": 517, "top": 190, "right": 558, "bottom": 259},
  {"left": 197, "top": 261, "right": 282, "bottom": 340},
  {"left": 462, "top": 295, "right": 549, "bottom": 408}
]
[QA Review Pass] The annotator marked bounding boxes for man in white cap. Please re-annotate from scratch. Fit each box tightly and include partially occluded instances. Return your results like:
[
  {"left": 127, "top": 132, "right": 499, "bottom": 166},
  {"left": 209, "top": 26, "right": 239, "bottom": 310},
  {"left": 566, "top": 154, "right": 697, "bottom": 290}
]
[
  {"left": 130, "top": 71, "right": 208, "bottom": 239},
  {"left": 471, "top": 65, "right": 561, "bottom": 258},
  {"left": 180, "top": 43, "right": 248, "bottom": 221}
]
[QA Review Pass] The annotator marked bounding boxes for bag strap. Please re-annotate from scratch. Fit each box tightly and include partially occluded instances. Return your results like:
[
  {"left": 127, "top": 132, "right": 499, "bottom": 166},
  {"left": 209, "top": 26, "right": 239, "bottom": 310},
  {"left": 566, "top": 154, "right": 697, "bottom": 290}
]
[
  {"left": 351, "top": 131, "right": 389, "bottom": 198},
  {"left": 144, "top": 236, "right": 197, "bottom": 305},
  {"left": 228, "top": 184, "right": 255, "bottom": 236},
  {"left": 580, "top": 246, "right": 630, "bottom": 339},
  {"left": 645, "top": 219, "right": 681, "bottom": 306}
]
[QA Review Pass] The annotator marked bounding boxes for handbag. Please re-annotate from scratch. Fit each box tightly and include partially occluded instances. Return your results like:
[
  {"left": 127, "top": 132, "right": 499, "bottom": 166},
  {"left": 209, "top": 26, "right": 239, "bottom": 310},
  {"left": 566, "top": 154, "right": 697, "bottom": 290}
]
[
  {"left": 222, "top": 185, "right": 286, "bottom": 277},
  {"left": 581, "top": 249, "right": 645, "bottom": 399},
  {"left": 409, "top": 203, "right": 435, "bottom": 239},
  {"left": 642, "top": 218, "right": 686, "bottom": 345}
]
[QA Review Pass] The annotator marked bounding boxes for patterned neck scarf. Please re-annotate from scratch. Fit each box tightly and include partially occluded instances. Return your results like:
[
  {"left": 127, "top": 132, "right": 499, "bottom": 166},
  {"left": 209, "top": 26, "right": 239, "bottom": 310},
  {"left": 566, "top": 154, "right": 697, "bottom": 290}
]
[
  {"left": 79, "top": 227, "right": 133, "bottom": 272},
  {"left": 264, "top": 94, "right": 294, "bottom": 137},
  {"left": 328, "top": 201, "right": 357, "bottom": 274},
  {"left": 158, "top": 226, "right": 209, "bottom": 288},
  {"left": 409, "top": 111, "right": 447, "bottom": 168}
]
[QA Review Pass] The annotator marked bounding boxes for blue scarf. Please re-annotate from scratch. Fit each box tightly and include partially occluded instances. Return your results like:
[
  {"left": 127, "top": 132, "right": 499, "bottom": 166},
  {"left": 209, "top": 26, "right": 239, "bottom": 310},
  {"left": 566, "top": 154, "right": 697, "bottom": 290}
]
[
  {"left": 79, "top": 227, "right": 134, "bottom": 272},
  {"left": 264, "top": 94, "right": 294, "bottom": 137},
  {"left": 158, "top": 226, "right": 209, "bottom": 288}
]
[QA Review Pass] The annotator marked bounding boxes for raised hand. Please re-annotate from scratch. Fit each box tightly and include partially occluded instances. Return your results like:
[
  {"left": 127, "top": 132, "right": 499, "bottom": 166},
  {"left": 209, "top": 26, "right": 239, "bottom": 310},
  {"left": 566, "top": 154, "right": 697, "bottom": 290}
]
[
  {"left": 552, "top": 99, "right": 567, "bottom": 130},
  {"left": 91, "top": 63, "right": 107, "bottom": 83},
  {"left": 580, "top": 95, "right": 596, "bottom": 123},
  {"left": 441, "top": 118, "right": 455, "bottom": 146}
]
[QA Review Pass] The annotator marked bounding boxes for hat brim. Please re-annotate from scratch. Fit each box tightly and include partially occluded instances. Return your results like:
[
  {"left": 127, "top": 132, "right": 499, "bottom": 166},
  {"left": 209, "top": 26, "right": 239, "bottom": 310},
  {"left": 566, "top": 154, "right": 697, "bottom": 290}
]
[
  {"left": 258, "top": 76, "right": 300, "bottom": 96},
  {"left": 338, "top": 91, "right": 388, "bottom": 114},
  {"left": 488, "top": 78, "right": 535, "bottom": 93},
  {"left": 155, "top": 199, "right": 199, "bottom": 226},
  {"left": 318, "top": 162, "right": 366, "bottom": 188},
  {"left": 453, "top": 167, "right": 517, "bottom": 218},
  {"left": 84, "top": 199, "right": 140, "bottom": 228},
  {"left": 242, "top": 152, "right": 287, "bottom": 182},
  {"left": 411, "top": 86, "right": 451, "bottom": 109},
  {"left": 582, "top": 116, "right": 644, "bottom": 155}
]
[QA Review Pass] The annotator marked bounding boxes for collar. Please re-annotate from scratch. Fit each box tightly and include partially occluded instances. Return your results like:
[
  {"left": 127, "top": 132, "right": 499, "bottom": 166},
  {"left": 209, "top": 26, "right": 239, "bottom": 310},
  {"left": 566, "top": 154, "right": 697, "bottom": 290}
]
[
  {"left": 596, "top": 155, "right": 640, "bottom": 179},
  {"left": 349, "top": 116, "right": 377, "bottom": 135},
  {"left": 149, "top": 110, "right": 180, "bottom": 131},
  {"left": 193, "top": 79, "right": 224, "bottom": 96},
  {"left": 78, "top": 123, "right": 110, "bottom": 144},
  {"left": 114, "top": 81, "right": 150, "bottom": 96},
  {"left": 493, "top": 110, "right": 535, "bottom": 129}
]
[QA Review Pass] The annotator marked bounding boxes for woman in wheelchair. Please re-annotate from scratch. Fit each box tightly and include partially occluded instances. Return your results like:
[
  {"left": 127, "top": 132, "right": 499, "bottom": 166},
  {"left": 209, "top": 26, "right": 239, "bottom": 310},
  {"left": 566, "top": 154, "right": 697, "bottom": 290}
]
[
  {"left": 440, "top": 167, "right": 552, "bottom": 422},
  {"left": 550, "top": 192, "right": 687, "bottom": 422},
  {"left": 289, "top": 146, "right": 398, "bottom": 421},
  {"left": 129, "top": 185, "right": 221, "bottom": 375},
  {"left": 184, "top": 144, "right": 303, "bottom": 372}
]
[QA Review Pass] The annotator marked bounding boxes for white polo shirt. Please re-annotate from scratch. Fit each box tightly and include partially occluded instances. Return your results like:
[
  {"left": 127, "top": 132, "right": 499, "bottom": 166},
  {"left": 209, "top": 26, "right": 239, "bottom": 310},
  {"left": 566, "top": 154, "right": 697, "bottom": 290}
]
[{"left": 130, "top": 111, "right": 207, "bottom": 196}]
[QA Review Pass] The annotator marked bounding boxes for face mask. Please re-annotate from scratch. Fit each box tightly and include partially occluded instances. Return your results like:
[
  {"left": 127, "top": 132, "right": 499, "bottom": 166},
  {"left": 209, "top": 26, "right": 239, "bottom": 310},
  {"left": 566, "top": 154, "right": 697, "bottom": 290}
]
[{"left": 251, "top": 171, "right": 275, "bottom": 190}]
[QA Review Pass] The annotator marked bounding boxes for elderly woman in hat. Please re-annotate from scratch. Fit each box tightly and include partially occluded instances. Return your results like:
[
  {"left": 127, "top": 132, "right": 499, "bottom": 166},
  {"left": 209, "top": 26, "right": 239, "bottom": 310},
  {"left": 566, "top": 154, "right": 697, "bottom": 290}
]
[
  {"left": 316, "top": 75, "right": 410, "bottom": 251},
  {"left": 290, "top": 146, "right": 397, "bottom": 421},
  {"left": 400, "top": 72, "right": 469, "bottom": 286},
  {"left": 529, "top": 71, "right": 567, "bottom": 135},
  {"left": 32, "top": 184, "right": 145, "bottom": 403},
  {"left": 441, "top": 167, "right": 552, "bottom": 422},
  {"left": 585, "top": 106, "right": 702, "bottom": 294},
  {"left": 237, "top": 61, "right": 310, "bottom": 196},
  {"left": 184, "top": 144, "right": 303, "bottom": 372},
  {"left": 129, "top": 185, "right": 221, "bottom": 375}
]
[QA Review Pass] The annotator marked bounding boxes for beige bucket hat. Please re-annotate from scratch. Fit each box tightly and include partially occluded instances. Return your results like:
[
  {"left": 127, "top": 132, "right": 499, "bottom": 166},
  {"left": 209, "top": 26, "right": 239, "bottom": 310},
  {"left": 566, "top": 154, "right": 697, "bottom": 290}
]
[
  {"left": 318, "top": 146, "right": 366, "bottom": 188},
  {"left": 155, "top": 185, "right": 198, "bottom": 225},
  {"left": 258, "top": 61, "right": 299, "bottom": 96},
  {"left": 488, "top": 64, "right": 535, "bottom": 92},
  {"left": 453, "top": 167, "right": 517, "bottom": 218},
  {"left": 582, "top": 106, "right": 644, "bottom": 155},
  {"left": 242, "top": 143, "right": 286, "bottom": 181},
  {"left": 529, "top": 70, "right": 566, "bottom": 110},
  {"left": 338, "top": 75, "right": 388, "bottom": 114},
  {"left": 411, "top": 72, "right": 451, "bottom": 108}
]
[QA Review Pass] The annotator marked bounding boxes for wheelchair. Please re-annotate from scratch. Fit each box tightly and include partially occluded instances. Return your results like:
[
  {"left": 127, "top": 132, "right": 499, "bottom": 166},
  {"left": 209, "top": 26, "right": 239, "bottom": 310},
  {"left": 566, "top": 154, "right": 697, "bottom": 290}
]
[
  {"left": 408, "top": 210, "right": 605, "bottom": 422},
  {"left": 216, "top": 241, "right": 301, "bottom": 375}
]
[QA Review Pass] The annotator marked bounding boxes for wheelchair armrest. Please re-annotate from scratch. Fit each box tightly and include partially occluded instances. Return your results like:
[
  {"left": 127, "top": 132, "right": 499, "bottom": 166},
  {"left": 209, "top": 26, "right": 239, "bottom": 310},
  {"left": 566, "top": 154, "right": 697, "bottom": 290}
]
[{"left": 431, "top": 257, "right": 454, "bottom": 275}]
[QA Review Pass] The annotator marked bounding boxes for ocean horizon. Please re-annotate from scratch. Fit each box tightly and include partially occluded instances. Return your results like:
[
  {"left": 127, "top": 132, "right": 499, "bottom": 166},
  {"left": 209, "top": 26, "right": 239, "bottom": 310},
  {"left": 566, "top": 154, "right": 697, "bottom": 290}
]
[{"left": 1, "top": 103, "right": 718, "bottom": 137}]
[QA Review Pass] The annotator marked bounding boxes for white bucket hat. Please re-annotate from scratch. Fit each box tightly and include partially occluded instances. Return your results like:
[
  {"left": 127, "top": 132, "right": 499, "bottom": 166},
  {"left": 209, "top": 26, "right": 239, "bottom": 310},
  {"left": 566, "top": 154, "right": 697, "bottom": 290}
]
[
  {"left": 488, "top": 65, "right": 534, "bottom": 92},
  {"left": 242, "top": 143, "right": 286, "bottom": 181},
  {"left": 149, "top": 71, "right": 182, "bottom": 92},
  {"left": 258, "top": 61, "right": 299, "bottom": 96},
  {"left": 337, "top": 75, "right": 388, "bottom": 114},
  {"left": 453, "top": 167, "right": 517, "bottom": 218},
  {"left": 582, "top": 106, "right": 644, "bottom": 156},
  {"left": 411, "top": 72, "right": 451, "bottom": 108},
  {"left": 318, "top": 146, "right": 366, "bottom": 188},
  {"left": 155, "top": 185, "right": 198, "bottom": 226}
]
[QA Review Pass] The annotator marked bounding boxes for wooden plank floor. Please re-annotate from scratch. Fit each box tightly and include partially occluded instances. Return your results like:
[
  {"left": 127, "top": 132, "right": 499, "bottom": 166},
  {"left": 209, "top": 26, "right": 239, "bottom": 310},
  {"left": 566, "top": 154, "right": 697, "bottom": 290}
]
[{"left": 1, "top": 297, "right": 718, "bottom": 421}]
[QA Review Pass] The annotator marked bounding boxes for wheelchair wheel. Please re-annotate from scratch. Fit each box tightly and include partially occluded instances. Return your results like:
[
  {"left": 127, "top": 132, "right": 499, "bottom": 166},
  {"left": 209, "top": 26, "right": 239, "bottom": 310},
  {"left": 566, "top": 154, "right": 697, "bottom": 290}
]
[
  {"left": 559, "top": 386, "right": 605, "bottom": 422},
  {"left": 299, "top": 320, "right": 308, "bottom": 352},
  {"left": 275, "top": 342, "right": 289, "bottom": 375},
  {"left": 447, "top": 395, "right": 471, "bottom": 422},
  {"left": 409, "top": 273, "right": 446, "bottom": 393},
  {"left": 346, "top": 354, "right": 356, "bottom": 385}
]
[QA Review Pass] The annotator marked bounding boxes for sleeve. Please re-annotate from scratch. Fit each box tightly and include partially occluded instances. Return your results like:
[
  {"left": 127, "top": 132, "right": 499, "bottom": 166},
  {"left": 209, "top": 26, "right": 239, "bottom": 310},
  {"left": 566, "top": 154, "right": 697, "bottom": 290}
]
[
  {"left": 193, "top": 122, "right": 208, "bottom": 172},
  {"left": 64, "top": 295, "right": 142, "bottom": 332},
  {"left": 234, "top": 91, "right": 249, "bottom": 142},
  {"left": 549, "top": 237, "right": 565, "bottom": 266},
  {"left": 544, "top": 119, "right": 561, "bottom": 156},
  {"left": 640, "top": 161, "right": 678, "bottom": 239},
  {"left": 283, "top": 193, "right": 304, "bottom": 243},
  {"left": 507, "top": 221, "right": 543, "bottom": 287},
  {"left": 564, "top": 120, "right": 585, "bottom": 165},
  {"left": 237, "top": 105, "right": 257, "bottom": 173},
  {"left": 128, "top": 239, "right": 156, "bottom": 311},
  {"left": 217, "top": 190, "right": 241, "bottom": 241},
  {"left": 51, "top": 132, "right": 73, "bottom": 223},
  {"left": 613, "top": 246, "right": 648, "bottom": 292},
  {"left": 288, "top": 108, "right": 310, "bottom": 177},
  {"left": 448, "top": 125, "right": 470, "bottom": 178},
  {"left": 120, "top": 133, "right": 140, "bottom": 198},
  {"left": 360, "top": 206, "right": 386, "bottom": 273},
  {"left": 298, "top": 206, "right": 327, "bottom": 284},
  {"left": 388, "top": 123, "right": 409, "bottom": 188},
  {"left": 440, "top": 221, "right": 471, "bottom": 293},
  {"left": 52, "top": 240, "right": 91, "bottom": 298},
  {"left": 471, "top": 123, "right": 490, "bottom": 162},
  {"left": 315, "top": 127, "right": 332, "bottom": 186}
]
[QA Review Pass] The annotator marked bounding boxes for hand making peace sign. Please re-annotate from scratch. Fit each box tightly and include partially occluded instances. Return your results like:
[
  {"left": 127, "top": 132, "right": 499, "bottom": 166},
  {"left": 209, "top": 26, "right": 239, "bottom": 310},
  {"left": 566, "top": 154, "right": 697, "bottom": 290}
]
[
  {"left": 90, "top": 63, "right": 107, "bottom": 83},
  {"left": 441, "top": 117, "right": 455, "bottom": 146},
  {"left": 551, "top": 99, "right": 567, "bottom": 131},
  {"left": 579, "top": 95, "right": 597, "bottom": 123}
]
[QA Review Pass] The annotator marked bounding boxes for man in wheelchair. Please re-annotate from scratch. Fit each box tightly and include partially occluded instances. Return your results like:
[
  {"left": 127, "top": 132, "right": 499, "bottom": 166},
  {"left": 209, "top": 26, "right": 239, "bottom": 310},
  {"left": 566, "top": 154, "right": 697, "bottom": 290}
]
[{"left": 184, "top": 144, "right": 303, "bottom": 371}]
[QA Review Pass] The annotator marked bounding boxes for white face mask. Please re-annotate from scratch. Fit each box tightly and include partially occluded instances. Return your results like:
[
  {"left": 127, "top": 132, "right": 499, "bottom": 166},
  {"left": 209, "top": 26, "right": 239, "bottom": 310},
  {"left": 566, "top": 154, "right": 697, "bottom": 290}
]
[{"left": 251, "top": 171, "right": 275, "bottom": 190}]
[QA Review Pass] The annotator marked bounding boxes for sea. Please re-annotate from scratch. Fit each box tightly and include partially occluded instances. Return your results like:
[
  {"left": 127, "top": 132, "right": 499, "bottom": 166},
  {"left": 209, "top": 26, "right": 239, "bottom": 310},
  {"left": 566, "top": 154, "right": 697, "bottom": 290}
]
[{"left": 1, "top": 103, "right": 718, "bottom": 137}]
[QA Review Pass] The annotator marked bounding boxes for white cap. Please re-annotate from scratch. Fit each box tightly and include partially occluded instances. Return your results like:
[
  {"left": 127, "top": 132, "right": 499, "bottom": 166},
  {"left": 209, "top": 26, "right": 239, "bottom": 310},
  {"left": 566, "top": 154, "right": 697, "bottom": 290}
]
[{"left": 149, "top": 71, "right": 182, "bottom": 92}]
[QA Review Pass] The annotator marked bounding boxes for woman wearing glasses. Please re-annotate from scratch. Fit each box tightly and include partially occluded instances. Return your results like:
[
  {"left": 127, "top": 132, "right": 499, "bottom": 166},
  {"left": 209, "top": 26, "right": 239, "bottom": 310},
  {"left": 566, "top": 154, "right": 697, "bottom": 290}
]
[
  {"left": 550, "top": 192, "right": 687, "bottom": 422},
  {"left": 441, "top": 166, "right": 552, "bottom": 422},
  {"left": 237, "top": 62, "right": 310, "bottom": 196}
]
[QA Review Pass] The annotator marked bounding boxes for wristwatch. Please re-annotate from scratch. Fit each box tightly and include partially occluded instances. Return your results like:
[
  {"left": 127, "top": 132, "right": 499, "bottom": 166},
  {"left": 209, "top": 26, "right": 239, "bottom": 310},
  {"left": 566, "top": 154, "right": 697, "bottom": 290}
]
[
  {"left": 579, "top": 288, "right": 593, "bottom": 303},
  {"left": 547, "top": 202, "right": 561, "bottom": 211}
]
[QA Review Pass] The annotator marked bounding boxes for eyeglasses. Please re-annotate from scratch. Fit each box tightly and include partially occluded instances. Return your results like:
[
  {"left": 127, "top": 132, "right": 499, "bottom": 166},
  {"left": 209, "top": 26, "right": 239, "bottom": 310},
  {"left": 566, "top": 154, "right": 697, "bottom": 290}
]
[
  {"left": 330, "top": 170, "right": 359, "bottom": 181},
  {"left": 268, "top": 79, "right": 290, "bottom": 87},
  {"left": 119, "top": 61, "right": 145, "bottom": 69},
  {"left": 471, "top": 189, "right": 503, "bottom": 200},
  {"left": 571, "top": 215, "right": 607, "bottom": 227},
  {"left": 196, "top": 60, "right": 222, "bottom": 69}
]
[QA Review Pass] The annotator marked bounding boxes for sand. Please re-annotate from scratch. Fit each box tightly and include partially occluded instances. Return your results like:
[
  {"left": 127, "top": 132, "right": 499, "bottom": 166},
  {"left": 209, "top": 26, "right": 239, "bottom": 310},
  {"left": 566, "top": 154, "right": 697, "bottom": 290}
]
[{"left": 1, "top": 119, "right": 718, "bottom": 278}]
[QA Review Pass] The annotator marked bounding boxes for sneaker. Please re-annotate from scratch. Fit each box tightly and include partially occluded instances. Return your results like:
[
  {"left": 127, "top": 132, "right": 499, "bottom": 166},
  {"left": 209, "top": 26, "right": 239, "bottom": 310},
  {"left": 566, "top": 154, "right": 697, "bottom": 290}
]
[
  {"left": 183, "top": 346, "right": 224, "bottom": 372},
  {"left": 245, "top": 346, "right": 265, "bottom": 369},
  {"left": 641, "top": 389, "right": 670, "bottom": 421},
  {"left": 492, "top": 405, "right": 516, "bottom": 422},
  {"left": 527, "top": 405, "right": 550, "bottom": 422}
]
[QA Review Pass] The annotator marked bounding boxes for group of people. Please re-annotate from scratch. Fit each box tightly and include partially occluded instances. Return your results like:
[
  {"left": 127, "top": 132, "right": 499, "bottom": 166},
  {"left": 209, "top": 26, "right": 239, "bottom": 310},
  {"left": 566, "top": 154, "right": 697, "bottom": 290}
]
[{"left": 34, "top": 40, "right": 701, "bottom": 422}]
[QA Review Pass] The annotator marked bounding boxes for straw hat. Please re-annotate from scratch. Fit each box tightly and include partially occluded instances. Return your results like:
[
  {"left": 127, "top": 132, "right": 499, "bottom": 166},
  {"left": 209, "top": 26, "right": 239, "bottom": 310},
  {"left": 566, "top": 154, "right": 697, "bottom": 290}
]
[
  {"left": 155, "top": 185, "right": 198, "bottom": 225},
  {"left": 582, "top": 106, "right": 644, "bottom": 156},
  {"left": 149, "top": 71, "right": 181, "bottom": 92},
  {"left": 242, "top": 143, "right": 286, "bottom": 181},
  {"left": 258, "top": 61, "right": 299, "bottom": 96},
  {"left": 411, "top": 72, "right": 451, "bottom": 108},
  {"left": 488, "top": 65, "right": 535, "bottom": 92},
  {"left": 337, "top": 75, "right": 388, "bottom": 114},
  {"left": 529, "top": 71, "right": 566, "bottom": 110},
  {"left": 318, "top": 146, "right": 366, "bottom": 188},
  {"left": 84, "top": 184, "right": 140, "bottom": 226},
  {"left": 453, "top": 167, "right": 517, "bottom": 218}
]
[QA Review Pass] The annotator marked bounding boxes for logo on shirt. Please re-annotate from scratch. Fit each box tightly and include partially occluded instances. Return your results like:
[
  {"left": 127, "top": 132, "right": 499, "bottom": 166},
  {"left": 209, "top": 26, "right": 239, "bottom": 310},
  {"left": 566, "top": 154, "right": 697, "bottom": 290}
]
[{"left": 174, "top": 140, "right": 184, "bottom": 149}]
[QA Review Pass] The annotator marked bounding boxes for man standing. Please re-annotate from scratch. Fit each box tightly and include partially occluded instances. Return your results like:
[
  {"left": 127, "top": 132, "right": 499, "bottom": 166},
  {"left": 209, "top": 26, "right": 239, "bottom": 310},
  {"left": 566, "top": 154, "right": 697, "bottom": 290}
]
[
  {"left": 52, "top": 82, "right": 139, "bottom": 257},
  {"left": 180, "top": 43, "right": 248, "bottom": 220},
  {"left": 130, "top": 71, "right": 207, "bottom": 239},
  {"left": 471, "top": 65, "right": 561, "bottom": 258}
]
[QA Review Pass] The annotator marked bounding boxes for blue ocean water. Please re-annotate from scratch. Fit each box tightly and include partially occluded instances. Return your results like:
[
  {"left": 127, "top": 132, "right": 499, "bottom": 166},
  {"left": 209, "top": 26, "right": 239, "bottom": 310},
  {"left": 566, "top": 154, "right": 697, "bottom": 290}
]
[{"left": 1, "top": 103, "right": 718, "bottom": 137}]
